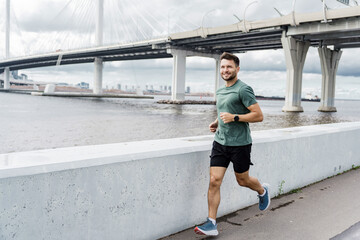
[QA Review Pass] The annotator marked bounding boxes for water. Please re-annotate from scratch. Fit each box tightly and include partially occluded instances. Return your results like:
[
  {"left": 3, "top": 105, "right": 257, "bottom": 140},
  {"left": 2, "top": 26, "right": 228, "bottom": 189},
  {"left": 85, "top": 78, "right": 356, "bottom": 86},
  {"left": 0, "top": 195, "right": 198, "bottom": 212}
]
[{"left": 1, "top": 92, "right": 360, "bottom": 154}]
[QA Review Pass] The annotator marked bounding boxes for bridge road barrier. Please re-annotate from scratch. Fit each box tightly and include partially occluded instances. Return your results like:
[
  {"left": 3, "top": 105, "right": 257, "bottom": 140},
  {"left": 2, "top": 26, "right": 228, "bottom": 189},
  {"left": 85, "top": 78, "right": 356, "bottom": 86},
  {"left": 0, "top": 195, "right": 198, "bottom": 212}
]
[{"left": 0, "top": 122, "right": 360, "bottom": 239}]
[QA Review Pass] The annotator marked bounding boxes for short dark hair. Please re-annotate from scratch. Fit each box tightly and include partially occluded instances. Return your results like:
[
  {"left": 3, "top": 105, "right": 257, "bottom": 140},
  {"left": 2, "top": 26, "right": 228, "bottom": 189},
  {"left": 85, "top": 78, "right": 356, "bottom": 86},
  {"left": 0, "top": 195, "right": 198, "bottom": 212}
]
[{"left": 220, "top": 52, "right": 240, "bottom": 67}]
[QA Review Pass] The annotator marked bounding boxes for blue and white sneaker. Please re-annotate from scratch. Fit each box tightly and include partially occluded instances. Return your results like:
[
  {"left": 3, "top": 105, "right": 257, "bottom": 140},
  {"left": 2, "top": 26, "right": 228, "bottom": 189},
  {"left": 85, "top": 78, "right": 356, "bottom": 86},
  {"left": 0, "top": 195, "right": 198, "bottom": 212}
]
[
  {"left": 194, "top": 218, "right": 219, "bottom": 236},
  {"left": 259, "top": 184, "right": 271, "bottom": 211}
]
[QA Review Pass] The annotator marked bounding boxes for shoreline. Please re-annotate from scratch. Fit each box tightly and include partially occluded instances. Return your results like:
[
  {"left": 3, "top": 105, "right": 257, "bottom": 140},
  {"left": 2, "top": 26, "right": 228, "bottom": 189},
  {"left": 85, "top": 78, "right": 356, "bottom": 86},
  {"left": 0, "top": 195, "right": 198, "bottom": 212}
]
[
  {"left": 0, "top": 87, "right": 321, "bottom": 103},
  {"left": 255, "top": 95, "right": 320, "bottom": 102}
]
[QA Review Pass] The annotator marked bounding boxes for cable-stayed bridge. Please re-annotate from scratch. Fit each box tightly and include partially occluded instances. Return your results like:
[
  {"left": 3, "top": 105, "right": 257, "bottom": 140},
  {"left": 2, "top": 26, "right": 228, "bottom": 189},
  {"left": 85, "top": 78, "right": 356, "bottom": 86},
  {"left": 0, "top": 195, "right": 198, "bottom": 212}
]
[{"left": 1, "top": 0, "right": 360, "bottom": 112}]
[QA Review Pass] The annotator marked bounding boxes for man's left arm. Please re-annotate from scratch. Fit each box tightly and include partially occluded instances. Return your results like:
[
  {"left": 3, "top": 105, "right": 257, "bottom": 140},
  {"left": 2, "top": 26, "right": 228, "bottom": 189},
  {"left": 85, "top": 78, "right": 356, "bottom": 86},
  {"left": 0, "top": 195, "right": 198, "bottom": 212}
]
[{"left": 220, "top": 103, "right": 263, "bottom": 123}]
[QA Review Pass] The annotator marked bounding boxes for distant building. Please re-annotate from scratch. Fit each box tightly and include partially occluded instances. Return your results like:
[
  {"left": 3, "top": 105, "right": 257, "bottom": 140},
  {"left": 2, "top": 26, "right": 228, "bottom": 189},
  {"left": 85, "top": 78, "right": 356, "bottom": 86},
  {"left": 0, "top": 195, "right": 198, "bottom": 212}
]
[
  {"left": 117, "top": 84, "right": 121, "bottom": 90},
  {"left": 20, "top": 74, "right": 28, "bottom": 80},
  {"left": 186, "top": 86, "right": 191, "bottom": 94},
  {"left": 76, "top": 82, "right": 89, "bottom": 89},
  {"left": 11, "top": 70, "right": 19, "bottom": 79},
  {"left": 10, "top": 70, "right": 28, "bottom": 81}
]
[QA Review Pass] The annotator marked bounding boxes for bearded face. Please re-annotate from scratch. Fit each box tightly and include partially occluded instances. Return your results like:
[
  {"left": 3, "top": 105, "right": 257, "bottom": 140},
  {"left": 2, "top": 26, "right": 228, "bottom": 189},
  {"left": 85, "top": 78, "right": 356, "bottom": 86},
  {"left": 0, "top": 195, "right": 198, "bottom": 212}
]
[{"left": 220, "top": 59, "right": 239, "bottom": 82}]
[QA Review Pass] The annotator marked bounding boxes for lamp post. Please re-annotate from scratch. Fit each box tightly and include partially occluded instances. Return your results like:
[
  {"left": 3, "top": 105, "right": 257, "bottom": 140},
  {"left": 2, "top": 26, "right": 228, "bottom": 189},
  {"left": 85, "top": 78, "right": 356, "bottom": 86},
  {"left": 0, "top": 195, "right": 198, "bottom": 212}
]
[
  {"left": 243, "top": 1, "right": 258, "bottom": 33},
  {"left": 233, "top": 14, "right": 242, "bottom": 22},
  {"left": 201, "top": 9, "right": 216, "bottom": 38},
  {"left": 323, "top": 0, "right": 328, "bottom": 23},
  {"left": 292, "top": 0, "right": 297, "bottom": 26}
]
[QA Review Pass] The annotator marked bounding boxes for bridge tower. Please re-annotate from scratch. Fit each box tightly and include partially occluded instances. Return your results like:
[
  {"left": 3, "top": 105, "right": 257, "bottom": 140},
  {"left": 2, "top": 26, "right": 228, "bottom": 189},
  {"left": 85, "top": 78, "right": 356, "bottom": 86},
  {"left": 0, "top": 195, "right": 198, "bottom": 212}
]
[
  {"left": 93, "top": 0, "right": 104, "bottom": 94},
  {"left": 3, "top": 0, "right": 10, "bottom": 89}
]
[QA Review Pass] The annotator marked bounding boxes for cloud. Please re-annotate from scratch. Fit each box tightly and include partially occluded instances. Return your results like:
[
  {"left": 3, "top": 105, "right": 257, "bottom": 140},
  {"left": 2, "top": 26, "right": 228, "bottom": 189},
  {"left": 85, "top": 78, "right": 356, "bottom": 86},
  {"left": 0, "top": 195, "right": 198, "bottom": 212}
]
[
  {"left": 1, "top": 0, "right": 359, "bottom": 98},
  {"left": 11, "top": 0, "right": 88, "bottom": 32}
]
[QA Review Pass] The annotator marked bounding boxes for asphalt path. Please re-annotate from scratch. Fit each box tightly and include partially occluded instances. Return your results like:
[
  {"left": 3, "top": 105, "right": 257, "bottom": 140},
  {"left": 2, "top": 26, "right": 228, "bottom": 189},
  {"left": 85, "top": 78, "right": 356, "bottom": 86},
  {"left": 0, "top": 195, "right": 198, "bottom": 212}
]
[{"left": 161, "top": 167, "right": 360, "bottom": 240}]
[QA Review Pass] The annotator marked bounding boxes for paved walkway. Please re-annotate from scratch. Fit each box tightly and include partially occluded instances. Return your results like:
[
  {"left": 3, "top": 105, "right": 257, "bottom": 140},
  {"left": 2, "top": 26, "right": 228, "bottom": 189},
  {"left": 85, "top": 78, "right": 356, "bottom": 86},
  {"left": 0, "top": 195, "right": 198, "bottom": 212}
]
[{"left": 161, "top": 168, "right": 360, "bottom": 240}]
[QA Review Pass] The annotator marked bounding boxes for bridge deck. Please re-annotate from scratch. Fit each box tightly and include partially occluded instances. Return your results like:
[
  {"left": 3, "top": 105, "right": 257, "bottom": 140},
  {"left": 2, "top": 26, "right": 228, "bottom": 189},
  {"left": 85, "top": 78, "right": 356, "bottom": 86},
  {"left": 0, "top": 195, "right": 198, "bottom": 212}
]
[{"left": 1, "top": 6, "right": 360, "bottom": 73}]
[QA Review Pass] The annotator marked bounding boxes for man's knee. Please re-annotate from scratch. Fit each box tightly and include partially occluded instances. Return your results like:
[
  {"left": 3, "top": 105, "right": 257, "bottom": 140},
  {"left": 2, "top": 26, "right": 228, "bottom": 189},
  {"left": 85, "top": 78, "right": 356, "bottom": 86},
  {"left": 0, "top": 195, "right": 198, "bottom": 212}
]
[
  {"left": 209, "top": 175, "right": 222, "bottom": 189},
  {"left": 236, "top": 176, "right": 249, "bottom": 187}
]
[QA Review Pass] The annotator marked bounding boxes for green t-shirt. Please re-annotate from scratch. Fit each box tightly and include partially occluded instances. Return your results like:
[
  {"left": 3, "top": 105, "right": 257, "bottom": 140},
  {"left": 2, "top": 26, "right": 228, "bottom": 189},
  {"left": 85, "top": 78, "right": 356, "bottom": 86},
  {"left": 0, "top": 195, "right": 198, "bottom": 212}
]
[{"left": 214, "top": 79, "right": 257, "bottom": 146}]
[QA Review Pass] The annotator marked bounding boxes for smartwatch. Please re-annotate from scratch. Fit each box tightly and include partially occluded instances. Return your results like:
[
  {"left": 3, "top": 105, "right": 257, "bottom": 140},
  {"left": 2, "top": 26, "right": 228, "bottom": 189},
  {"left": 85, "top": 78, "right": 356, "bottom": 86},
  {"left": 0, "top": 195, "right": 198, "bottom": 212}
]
[{"left": 234, "top": 115, "right": 239, "bottom": 122}]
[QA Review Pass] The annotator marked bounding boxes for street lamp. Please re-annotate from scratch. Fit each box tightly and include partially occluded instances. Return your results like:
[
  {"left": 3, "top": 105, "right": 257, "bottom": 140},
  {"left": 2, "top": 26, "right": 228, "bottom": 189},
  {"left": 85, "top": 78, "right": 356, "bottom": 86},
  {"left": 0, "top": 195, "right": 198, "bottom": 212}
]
[
  {"left": 233, "top": 14, "right": 242, "bottom": 22},
  {"left": 201, "top": 9, "right": 216, "bottom": 38},
  {"left": 243, "top": 1, "right": 258, "bottom": 33},
  {"left": 323, "top": 0, "right": 328, "bottom": 23},
  {"left": 292, "top": 0, "right": 297, "bottom": 26}
]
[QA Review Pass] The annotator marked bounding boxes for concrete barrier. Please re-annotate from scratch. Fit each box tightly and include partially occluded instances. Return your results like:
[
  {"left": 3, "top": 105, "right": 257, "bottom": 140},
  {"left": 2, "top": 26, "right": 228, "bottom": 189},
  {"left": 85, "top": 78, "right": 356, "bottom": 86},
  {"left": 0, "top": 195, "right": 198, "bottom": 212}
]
[{"left": 1, "top": 122, "right": 360, "bottom": 240}]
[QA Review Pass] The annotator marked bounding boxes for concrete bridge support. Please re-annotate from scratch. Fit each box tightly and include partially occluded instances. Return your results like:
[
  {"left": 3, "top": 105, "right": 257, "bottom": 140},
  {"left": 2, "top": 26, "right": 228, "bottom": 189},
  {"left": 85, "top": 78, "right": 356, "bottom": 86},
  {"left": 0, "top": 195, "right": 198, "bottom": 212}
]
[
  {"left": 170, "top": 49, "right": 187, "bottom": 101},
  {"left": 93, "top": 58, "right": 103, "bottom": 94},
  {"left": 3, "top": 68, "right": 10, "bottom": 89},
  {"left": 281, "top": 33, "right": 310, "bottom": 112},
  {"left": 214, "top": 57, "right": 224, "bottom": 100},
  {"left": 318, "top": 47, "right": 342, "bottom": 112},
  {"left": 93, "top": 0, "right": 103, "bottom": 94},
  {"left": 3, "top": 0, "right": 10, "bottom": 89},
  {"left": 168, "top": 48, "right": 221, "bottom": 101}
]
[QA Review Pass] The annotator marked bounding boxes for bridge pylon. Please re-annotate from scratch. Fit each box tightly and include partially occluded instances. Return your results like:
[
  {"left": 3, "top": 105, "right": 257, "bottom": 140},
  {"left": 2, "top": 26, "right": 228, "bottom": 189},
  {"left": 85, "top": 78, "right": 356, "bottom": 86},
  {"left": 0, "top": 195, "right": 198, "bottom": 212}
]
[
  {"left": 94, "top": 58, "right": 103, "bottom": 95},
  {"left": 318, "top": 47, "right": 342, "bottom": 112},
  {"left": 169, "top": 49, "right": 186, "bottom": 101},
  {"left": 281, "top": 32, "right": 310, "bottom": 112},
  {"left": 167, "top": 48, "right": 221, "bottom": 101},
  {"left": 93, "top": 0, "right": 104, "bottom": 94},
  {"left": 3, "top": 0, "right": 10, "bottom": 89},
  {"left": 214, "top": 56, "right": 224, "bottom": 100}
]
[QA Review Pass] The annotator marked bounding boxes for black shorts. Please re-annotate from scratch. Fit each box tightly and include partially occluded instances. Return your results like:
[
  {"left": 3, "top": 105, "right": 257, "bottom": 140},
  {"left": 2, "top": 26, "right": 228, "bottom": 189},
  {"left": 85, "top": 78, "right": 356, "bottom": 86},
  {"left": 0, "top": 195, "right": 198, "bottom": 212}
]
[{"left": 210, "top": 141, "right": 253, "bottom": 173}]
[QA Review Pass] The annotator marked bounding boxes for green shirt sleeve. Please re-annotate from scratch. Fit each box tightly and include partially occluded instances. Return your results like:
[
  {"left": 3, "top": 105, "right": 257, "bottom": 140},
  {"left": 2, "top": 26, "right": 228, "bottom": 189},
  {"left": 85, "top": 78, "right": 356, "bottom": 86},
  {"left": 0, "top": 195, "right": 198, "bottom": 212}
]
[{"left": 239, "top": 85, "right": 257, "bottom": 108}]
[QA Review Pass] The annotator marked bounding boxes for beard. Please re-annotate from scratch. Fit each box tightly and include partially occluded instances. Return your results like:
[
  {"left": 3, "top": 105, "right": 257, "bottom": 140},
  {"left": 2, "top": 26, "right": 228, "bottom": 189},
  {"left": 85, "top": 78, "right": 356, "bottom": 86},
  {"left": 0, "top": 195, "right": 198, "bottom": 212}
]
[{"left": 221, "top": 71, "right": 237, "bottom": 81}]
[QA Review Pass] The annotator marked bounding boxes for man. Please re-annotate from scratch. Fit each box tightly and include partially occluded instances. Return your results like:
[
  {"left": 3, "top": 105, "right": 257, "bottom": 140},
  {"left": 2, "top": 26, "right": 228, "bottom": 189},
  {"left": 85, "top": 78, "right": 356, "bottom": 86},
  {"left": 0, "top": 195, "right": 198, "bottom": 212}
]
[{"left": 194, "top": 52, "right": 270, "bottom": 236}]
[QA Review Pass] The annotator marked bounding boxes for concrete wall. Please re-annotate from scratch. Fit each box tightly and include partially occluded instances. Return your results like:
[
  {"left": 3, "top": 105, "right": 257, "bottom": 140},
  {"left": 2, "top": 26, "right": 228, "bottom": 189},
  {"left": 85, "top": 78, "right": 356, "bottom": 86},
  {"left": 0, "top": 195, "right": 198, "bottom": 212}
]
[{"left": 1, "top": 122, "right": 360, "bottom": 240}]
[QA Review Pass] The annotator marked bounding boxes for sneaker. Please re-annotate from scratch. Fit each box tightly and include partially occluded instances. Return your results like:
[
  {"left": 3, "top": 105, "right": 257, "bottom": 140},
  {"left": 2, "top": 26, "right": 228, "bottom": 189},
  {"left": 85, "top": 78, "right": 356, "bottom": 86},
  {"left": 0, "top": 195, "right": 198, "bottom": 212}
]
[
  {"left": 258, "top": 184, "right": 270, "bottom": 211},
  {"left": 194, "top": 218, "right": 219, "bottom": 236}
]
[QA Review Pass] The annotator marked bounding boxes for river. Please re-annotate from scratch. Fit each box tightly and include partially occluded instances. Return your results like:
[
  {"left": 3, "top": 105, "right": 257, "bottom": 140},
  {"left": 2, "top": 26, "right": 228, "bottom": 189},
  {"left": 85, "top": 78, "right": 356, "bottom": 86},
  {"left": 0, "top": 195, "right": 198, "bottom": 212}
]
[{"left": 1, "top": 92, "right": 360, "bottom": 154}]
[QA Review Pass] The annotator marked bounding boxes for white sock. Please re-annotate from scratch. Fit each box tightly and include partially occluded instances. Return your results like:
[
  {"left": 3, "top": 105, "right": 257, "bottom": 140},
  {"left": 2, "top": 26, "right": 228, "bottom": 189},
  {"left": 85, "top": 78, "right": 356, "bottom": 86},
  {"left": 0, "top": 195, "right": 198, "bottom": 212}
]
[
  {"left": 208, "top": 217, "right": 216, "bottom": 225},
  {"left": 259, "top": 187, "right": 266, "bottom": 197}
]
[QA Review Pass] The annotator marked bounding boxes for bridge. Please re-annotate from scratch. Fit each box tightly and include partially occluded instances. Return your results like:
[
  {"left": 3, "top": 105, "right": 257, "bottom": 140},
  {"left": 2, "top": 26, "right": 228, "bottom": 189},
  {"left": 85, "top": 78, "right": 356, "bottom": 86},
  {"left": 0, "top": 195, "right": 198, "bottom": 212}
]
[{"left": 1, "top": 0, "right": 360, "bottom": 112}]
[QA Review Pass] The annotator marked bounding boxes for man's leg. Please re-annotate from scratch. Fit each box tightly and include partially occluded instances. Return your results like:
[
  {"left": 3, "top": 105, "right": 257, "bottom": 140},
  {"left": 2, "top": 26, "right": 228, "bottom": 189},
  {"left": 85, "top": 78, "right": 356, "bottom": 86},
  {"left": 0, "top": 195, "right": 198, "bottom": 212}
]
[
  {"left": 235, "top": 170, "right": 264, "bottom": 194},
  {"left": 208, "top": 166, "right": 227, "bottom": 219},
  {"left": 235, "top": 170, "right": 271, "bottom": 211},
  {"left": 194, "top": 166, "right": 227, "bottom": 236}
]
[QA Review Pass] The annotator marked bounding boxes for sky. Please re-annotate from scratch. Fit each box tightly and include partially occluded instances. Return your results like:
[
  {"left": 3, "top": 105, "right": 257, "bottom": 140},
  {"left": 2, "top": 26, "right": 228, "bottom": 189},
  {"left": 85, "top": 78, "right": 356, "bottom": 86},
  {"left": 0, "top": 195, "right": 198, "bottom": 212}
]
[{"left": 0, "top": 0, "right": 359, "bottom": 98}]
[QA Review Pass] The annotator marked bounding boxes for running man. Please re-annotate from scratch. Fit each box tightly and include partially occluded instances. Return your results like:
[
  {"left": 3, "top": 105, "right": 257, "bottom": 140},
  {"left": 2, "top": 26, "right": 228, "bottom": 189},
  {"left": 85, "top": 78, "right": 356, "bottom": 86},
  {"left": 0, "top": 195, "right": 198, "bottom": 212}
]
[{"left": 194, "top": 52, "right": 270, "bottom": 236}]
